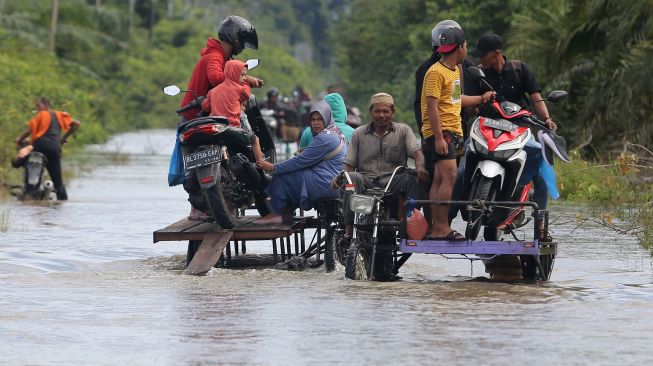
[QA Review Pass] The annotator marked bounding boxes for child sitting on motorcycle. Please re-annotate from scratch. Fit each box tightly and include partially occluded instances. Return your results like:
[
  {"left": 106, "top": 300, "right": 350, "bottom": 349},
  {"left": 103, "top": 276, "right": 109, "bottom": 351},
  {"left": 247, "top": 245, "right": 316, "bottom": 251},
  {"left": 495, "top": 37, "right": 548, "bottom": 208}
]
[{"left": 201, "top": 59, "right": 265, "bottom": 162}]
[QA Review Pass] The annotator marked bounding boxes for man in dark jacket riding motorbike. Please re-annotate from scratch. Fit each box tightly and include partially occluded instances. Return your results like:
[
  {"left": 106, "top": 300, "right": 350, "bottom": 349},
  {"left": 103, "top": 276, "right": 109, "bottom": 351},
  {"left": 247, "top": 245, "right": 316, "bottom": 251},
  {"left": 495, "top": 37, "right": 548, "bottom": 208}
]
[
  {"left": 178, "top": 15, "right": 264, "bottom": 220},
  {"left": 466, "top": 32, "right": 557, "bottom": 239}
]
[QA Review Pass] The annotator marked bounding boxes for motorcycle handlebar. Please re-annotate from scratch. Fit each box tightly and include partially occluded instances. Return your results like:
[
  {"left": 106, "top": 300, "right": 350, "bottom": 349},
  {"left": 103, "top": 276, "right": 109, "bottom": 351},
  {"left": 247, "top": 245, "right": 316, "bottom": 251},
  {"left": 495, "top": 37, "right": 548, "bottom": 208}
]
[{"left": 176, "top": 96, "right": 206, "bottom": 114}]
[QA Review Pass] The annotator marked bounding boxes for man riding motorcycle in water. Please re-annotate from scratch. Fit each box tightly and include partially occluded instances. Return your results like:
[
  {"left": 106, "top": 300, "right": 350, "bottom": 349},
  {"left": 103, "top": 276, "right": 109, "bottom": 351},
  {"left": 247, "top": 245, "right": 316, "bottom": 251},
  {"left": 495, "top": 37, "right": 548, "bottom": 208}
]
[{"left": 172, "top": 15, "right": 264, "bottom": 220}]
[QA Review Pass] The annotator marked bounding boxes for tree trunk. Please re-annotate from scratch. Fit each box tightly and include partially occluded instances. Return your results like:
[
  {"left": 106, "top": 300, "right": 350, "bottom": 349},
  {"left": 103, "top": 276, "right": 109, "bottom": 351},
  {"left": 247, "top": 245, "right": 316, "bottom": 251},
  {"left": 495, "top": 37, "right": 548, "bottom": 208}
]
[
  {"left": 95, "top": 0, "right": 101, "bottom": 6},
  {"left": 148, "top": 0, "right": 157, "bottom": 40},
  {"left": 127, "top": 0, "right": 135, "bottom": 35},
  {"left": 49, "top": 0, "right": 58, "bottom": 53},
  {"left": 167, "top": 0, "right": 173, "bottom": 19},
  {"left": 0, "top": 0, "right": 6, "bottom": 25}
]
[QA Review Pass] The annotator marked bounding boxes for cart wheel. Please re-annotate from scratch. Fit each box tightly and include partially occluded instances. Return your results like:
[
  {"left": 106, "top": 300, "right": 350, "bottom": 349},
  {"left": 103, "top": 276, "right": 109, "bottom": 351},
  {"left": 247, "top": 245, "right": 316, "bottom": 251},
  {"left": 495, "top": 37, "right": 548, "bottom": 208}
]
[
  {"left": 324, "top": 228, "right": 338, "bottom": 272},
  {"left": 345, "top": 240, "right": 371, "bottom": 280},
  {"left": 538, "top": 254, "right": 555, "bottom": 281},
  {"left": 520, "top": 254, "right": 555, "bottom": 281}
]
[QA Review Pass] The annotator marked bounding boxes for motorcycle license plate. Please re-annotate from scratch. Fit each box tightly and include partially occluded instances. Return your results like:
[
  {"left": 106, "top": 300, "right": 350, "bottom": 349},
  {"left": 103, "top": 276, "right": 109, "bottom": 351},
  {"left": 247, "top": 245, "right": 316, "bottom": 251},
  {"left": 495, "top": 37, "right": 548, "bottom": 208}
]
[
  {"left": 484, "top": 118, "right": 517, "bottom": 132},
  {"left": 183, "top": 148, "right": 220, "bottom": 170}
]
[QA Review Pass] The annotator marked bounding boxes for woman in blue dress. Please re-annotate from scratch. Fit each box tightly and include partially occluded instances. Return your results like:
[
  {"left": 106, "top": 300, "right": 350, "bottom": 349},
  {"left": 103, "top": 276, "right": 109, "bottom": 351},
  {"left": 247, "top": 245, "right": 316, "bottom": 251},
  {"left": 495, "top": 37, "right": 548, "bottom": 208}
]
[{"left": 255, "top": 99, "right": 346, "bottom": 224}]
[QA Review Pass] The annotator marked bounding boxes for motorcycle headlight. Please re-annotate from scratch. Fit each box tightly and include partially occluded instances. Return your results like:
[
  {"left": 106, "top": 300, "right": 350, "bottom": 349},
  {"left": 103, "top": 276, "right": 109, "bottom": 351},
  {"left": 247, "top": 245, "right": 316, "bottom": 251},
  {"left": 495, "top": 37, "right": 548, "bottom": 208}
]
[{"left": 350, "top": 194, "right": 375, "bottom": 214}]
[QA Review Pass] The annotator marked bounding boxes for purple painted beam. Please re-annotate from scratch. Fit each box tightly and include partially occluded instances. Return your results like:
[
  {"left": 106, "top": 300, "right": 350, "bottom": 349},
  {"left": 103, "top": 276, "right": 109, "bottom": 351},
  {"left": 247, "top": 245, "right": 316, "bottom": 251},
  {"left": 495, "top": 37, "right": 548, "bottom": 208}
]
[{"left": 399, "top": 239, "right": 556, "bottom": 256}]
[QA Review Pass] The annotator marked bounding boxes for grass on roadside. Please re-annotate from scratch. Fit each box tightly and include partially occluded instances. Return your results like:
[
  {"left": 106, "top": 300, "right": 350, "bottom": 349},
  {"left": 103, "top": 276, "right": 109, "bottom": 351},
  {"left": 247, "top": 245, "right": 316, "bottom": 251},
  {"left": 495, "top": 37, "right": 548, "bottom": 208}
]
[{"left": 556, "top": 150, "right": 653, "bottom": 249}]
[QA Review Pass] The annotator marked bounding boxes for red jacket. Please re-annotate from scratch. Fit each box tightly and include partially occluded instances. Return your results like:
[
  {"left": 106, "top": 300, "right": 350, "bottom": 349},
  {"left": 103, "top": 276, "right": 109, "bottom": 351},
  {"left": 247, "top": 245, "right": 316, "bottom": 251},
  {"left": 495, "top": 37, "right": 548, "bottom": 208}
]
[
  {"left": 180, "top": 38, "right": 227, "bottom": 121},
  {"left": 201, "top": 60, "right": 251, "bottom": 127}
]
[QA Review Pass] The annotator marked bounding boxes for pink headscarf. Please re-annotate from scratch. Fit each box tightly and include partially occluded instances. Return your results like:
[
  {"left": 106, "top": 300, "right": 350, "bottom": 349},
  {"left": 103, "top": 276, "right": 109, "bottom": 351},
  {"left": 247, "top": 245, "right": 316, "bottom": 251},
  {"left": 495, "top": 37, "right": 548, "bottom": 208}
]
[{"left": 201, "top": 59, "right": 251, "bottom": 127}]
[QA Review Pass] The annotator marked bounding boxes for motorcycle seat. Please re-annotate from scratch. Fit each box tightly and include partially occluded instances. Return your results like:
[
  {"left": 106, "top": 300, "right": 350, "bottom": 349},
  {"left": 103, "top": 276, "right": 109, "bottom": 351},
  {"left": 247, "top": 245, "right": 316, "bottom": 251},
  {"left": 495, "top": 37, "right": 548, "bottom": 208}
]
[{"left": 178, "top": 116, "right": 229, "bottom": 132}]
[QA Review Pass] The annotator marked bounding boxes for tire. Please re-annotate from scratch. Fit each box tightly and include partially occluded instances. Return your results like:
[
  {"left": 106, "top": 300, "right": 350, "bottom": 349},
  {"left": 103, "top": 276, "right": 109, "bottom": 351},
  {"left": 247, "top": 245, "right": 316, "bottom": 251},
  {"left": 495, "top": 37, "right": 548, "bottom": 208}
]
[
  {"left": 324, "top": 228, "right": 338, "bottom": 272},
  {"left": 324, "top": 229, "right": 347, "bottom": 272},
  {"left": 521, "top": 254, "right": 555, "bottom": 281},
  {"left": 466, "top": 176, "right": 499, "bottom": 240},
  {"left": 254, "top": 193, "right": 271, "bottom": 217},
  {"left": 345, "top": 240, "right": 371, "bottom": 280},
  {"left": 203, "top": 184, "right": 236, "bottom": 229}
]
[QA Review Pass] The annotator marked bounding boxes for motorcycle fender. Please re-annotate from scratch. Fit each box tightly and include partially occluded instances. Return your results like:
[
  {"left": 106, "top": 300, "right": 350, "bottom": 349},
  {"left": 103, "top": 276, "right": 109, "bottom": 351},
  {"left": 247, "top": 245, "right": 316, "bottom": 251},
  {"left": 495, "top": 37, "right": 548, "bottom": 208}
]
[
  {"left": 195, "top": 163, "right": 220, "bottom": 189},
  {"left": 474, "top": 160, "right": 505, "bottom": 189}
]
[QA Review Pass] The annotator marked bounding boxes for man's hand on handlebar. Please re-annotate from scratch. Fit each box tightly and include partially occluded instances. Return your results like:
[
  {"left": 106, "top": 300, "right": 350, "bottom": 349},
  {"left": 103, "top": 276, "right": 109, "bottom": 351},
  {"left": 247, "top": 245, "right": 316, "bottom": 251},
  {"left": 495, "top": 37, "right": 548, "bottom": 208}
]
[
  {"left": 544, "top": 118, "right": 557, "bottom": 130},
  {"left": 246, "top": 75, "right": 264, "bottom": 88},
  {"left": 482, "top": 91, "right": 497, "bottom": 104}
]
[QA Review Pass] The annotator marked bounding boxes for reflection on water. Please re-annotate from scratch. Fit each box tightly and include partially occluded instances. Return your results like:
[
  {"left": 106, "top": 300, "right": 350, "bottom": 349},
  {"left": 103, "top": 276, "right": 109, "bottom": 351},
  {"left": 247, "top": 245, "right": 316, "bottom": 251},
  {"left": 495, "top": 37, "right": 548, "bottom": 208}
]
[{"left": 1, "top": 130, "right": 652, "bottom": 365}]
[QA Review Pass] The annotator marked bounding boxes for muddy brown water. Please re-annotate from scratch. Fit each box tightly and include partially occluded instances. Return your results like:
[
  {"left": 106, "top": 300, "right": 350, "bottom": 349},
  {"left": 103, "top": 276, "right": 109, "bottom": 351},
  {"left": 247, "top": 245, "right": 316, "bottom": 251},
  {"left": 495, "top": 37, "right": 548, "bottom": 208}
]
[{"left": 1, "top": 130, "right": 652, "bottom": 365}]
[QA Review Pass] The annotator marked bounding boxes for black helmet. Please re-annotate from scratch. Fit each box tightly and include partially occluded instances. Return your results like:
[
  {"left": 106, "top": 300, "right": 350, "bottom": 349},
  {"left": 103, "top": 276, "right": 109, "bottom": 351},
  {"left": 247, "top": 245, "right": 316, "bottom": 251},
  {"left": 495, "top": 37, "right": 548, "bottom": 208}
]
[
  {"left": 431, "top": 20, "right": 461, "bottom": 51},
  {"left": 267, "top": 87, "right": 279, "bottom": 98},
  {"left": 218, "top": 15, "right": 258, "bottom": 56}
]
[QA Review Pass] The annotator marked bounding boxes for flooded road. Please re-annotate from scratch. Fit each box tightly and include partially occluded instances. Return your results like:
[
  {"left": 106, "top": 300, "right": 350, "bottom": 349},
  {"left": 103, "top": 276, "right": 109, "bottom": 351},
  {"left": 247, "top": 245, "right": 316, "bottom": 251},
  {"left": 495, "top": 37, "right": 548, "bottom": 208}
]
[{"left": 1, "top": 130, "right": 652, "bottom": 365}]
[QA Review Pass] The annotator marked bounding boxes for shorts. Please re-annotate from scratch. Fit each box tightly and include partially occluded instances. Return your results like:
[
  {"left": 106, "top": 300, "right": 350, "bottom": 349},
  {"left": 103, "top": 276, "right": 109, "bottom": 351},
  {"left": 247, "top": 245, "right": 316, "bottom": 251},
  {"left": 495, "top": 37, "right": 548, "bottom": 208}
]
[{"left": 423, "top": 131, "right": 463, "bottom": 169}]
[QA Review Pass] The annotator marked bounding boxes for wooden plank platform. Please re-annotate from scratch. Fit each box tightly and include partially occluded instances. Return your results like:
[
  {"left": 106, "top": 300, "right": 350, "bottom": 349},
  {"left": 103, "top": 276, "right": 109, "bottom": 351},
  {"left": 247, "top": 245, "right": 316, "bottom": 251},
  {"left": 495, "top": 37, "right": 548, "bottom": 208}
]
[{"left": 153, "top": 216, "right": 312, "bottom": 243}]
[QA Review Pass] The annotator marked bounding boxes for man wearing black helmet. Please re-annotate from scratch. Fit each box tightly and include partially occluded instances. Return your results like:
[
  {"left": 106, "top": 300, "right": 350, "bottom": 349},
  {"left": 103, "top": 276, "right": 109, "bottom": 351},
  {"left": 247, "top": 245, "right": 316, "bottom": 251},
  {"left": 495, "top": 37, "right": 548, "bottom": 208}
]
[
  {"left": 179, "top": 15, "right": 264, "bottom": 121},
  {"left": 179, "top": 15, "right": 264, "bottom": 220}
]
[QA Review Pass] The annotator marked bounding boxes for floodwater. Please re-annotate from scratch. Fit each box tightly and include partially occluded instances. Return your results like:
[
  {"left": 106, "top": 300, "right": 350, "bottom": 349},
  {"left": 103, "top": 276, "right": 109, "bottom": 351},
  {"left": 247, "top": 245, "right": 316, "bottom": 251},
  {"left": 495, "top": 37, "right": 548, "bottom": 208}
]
[{"left": 1, "top": 130, "right": 652, "bottom": 365}]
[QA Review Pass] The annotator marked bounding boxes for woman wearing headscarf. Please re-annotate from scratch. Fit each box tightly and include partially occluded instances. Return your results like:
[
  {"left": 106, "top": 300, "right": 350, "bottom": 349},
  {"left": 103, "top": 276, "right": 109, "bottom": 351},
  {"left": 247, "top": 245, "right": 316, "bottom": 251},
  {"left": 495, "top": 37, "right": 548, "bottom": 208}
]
[
  {"left": 298, "top": 92, "right": 354, "bottom": 150},
  {"left": 255, "top": 99, "right": 347, "bottom": 224}
]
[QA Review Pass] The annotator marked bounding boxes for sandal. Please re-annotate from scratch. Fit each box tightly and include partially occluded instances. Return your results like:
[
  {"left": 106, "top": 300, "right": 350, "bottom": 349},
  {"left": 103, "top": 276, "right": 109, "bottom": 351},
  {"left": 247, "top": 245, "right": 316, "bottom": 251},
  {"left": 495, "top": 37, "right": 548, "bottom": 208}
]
[{"left": 424, "top": 230, "right": 467, "bottom": 241}]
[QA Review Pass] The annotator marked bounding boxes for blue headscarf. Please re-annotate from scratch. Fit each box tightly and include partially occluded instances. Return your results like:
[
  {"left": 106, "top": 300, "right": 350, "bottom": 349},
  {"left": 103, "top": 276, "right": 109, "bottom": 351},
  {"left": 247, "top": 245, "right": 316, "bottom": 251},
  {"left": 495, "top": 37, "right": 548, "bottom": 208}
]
[{"left": 309, "top": 99, "right": 344, "bottom": 142}]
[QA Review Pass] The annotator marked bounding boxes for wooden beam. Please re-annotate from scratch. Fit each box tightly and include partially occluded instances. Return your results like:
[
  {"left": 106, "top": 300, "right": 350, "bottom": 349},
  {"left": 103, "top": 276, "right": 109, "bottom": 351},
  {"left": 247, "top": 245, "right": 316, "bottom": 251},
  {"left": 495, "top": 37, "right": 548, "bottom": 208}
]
[{"left": 184, "top": 231, "right": 233, "bottom": 276}]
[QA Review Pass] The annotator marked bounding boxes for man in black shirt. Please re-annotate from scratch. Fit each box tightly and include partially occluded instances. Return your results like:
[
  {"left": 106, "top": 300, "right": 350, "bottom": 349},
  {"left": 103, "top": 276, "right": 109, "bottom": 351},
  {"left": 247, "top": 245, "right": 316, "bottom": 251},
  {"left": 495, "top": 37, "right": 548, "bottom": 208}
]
[{"left": 466, "top": 32, "right": 557, "bottom": 238}]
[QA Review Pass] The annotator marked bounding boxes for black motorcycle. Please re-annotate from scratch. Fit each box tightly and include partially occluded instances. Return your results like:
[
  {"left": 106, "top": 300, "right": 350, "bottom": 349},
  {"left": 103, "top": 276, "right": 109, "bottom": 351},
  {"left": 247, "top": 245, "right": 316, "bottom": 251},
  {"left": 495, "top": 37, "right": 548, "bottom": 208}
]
[
  {"left": 163, "top": 61, "right": 276, "bottom": 228},
  {"left": 11, "top": 148, "right": 54, "bottom": 201}
]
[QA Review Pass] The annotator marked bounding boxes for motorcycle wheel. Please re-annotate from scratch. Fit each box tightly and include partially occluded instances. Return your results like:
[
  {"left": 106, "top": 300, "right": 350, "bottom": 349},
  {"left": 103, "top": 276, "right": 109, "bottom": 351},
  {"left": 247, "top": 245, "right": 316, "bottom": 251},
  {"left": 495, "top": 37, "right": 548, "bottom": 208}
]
[
  {"left": 465, "top": 176, "right": 499, "bottom": 240},
  {"left": 324, "top": 228, "right": 346, "bottom": 272},
  {"left": 345, "top": 239, "right": 371, "bottom": 280},
  {"left": 483, "top": 226, "right": 501, "bottom": 241},
  {"left": 203, "top": 184, "right": 236, "bottom": 229},
  {"left": 254, "top": 193, "right": 271, "bottom": 218}
]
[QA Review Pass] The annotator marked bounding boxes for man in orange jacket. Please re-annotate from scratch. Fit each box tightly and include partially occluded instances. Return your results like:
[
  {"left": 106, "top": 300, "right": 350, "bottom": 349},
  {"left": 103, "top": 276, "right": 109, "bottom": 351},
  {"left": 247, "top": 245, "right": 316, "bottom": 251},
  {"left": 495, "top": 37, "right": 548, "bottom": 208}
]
[{"left": 15, "top": 97, "right": 80, "bottom": 200}]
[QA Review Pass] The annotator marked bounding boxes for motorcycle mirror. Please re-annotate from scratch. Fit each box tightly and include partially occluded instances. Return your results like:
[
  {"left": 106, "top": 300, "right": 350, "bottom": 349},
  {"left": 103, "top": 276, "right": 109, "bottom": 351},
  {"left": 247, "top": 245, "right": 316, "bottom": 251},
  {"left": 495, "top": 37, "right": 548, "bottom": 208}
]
[
  {"left": 467, "top": 66, "right": 486, "bottom": 79},
  {"left": 547, "top": 90, "right": 568, "bottom": 103},
  {"left": 245, "top": 59, "right": 260, "bottom": 70},
  {"left": 162, "top": 85, "right": 181, "bottom": 96}
]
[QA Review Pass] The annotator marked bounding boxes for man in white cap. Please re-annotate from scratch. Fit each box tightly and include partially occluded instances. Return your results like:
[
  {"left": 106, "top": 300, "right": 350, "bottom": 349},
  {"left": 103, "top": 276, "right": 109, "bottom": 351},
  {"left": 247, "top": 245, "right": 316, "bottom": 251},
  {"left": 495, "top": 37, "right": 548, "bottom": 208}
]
[{"left": 339, "top": 92, "right": 429, "bottom": 239}]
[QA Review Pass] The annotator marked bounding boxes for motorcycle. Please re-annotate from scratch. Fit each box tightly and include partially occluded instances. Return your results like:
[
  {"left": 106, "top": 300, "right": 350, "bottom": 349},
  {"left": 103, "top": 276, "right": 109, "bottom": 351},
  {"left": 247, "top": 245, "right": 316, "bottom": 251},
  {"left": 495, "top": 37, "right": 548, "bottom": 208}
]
[
  {"left": 10, "top": 145, "right": 54, "bottom": 201},
  {"left": 462, "top": 67, "right": 570, "bottom": 244},
  {"left": 343, "top": 167, "right": 408, "bottom": 281},
  {"left": 163, "top": 59, "right": 276, "bottom": 229}
]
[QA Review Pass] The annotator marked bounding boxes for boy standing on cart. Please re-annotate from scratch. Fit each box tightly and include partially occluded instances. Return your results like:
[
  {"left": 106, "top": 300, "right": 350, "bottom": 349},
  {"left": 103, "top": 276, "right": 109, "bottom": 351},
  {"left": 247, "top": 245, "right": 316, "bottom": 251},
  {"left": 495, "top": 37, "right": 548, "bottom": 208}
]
[{"left": 420, "top": 27, "right": 494, "bottom": 240}]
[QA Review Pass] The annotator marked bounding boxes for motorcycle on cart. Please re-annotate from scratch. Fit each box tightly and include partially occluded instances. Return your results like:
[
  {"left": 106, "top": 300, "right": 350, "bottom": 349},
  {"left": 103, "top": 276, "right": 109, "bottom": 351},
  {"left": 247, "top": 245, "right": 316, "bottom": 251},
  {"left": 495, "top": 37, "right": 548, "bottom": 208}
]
[{"left": 163, "top": 59, "right": 276, "bottom": 261}]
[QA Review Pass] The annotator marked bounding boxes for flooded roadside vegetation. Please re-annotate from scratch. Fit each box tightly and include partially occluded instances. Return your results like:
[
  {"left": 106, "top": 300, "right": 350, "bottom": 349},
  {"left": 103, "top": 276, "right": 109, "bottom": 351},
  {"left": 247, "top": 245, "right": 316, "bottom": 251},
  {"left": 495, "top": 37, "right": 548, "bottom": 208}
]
[{"left": 1, "top": 131, "right": 652, "bottom": 365}]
